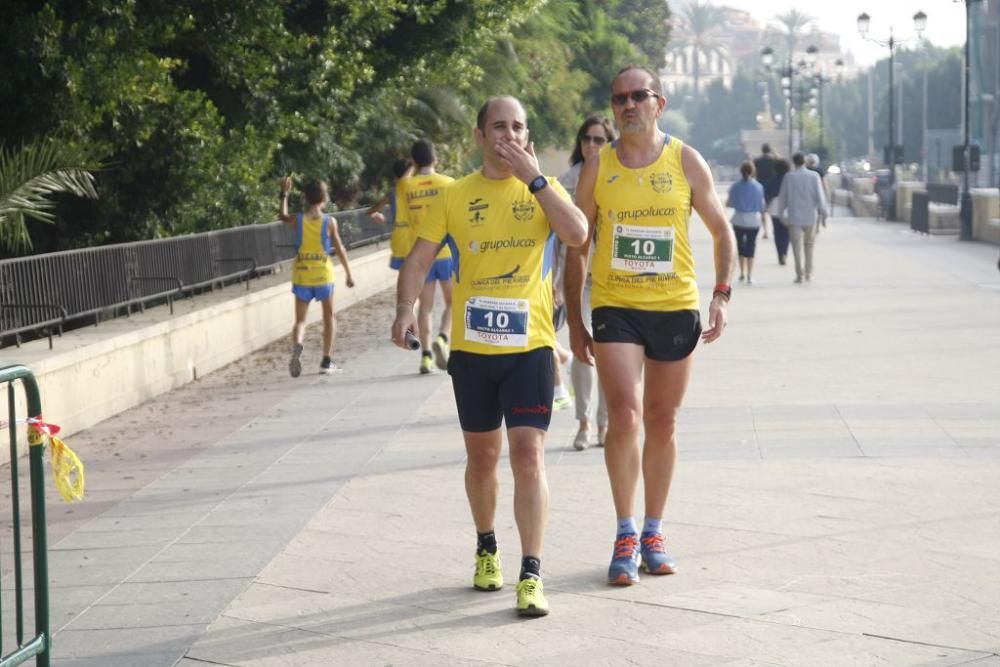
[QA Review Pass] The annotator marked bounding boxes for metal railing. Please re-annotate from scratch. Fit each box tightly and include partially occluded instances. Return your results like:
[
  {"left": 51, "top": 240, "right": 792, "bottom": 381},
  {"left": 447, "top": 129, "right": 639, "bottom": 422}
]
[
  {"left": 0, "top": 365, "right": 50, "bottom": 667},
  {"left": 0, "top": 208, "right": 389, "bottom": 348}
]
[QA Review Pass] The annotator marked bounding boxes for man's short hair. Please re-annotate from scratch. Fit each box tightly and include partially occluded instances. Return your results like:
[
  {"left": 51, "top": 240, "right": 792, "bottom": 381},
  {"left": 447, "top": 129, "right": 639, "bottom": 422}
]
[
  {"left": 303, "top": 180, "right": 328, "bottom": 206},
  {"left": 740, "top": 160, "right": 755, "bottom": 179},
  {"left": 613, "top": 65, "right": 663, "bottom": 96},
  {"left": 761, "top": 143, "right": 772, "bottom": 154},
  {"left": 792, "top": 152, "right": 805, "bottom": 166},
  {"left": 476, "top": 96, "right": 526, "bottom": 131},
  {"left": 411, "top": 139, "right": 435, "bottom": 168}
]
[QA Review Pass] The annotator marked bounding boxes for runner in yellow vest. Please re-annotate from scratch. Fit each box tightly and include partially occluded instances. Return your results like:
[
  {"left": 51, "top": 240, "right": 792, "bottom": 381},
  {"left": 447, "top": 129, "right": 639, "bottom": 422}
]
[
  {"left": 395, "top": 140, "right": 455, "bottom": 374},
  {"left": 279, "top": 177, "right": 355, "bottom": 376},
  {"left": 566, "top": 66, "right": 735, "bottom": 586},
  {"left": 391, "top": 96, "right": 587, "bottom": 617}
]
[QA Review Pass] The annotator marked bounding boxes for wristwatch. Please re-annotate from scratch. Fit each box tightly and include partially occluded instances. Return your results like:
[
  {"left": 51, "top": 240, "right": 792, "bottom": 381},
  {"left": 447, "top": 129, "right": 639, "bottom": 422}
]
[
  {"left": 528, "top": 175, "right": 548, "bottom": 195},
  {"left": 712, "top": 283, "right": 732, "bottom": 302}
]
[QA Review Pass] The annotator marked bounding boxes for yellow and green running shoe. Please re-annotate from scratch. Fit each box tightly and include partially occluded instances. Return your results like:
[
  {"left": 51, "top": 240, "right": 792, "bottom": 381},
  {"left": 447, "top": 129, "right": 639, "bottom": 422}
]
[
  {"left": 473, "top": 550, "right": 503, "bottom": 591},
  {"left": 515, "top": 577, "right": 549, "bottom": 617}
]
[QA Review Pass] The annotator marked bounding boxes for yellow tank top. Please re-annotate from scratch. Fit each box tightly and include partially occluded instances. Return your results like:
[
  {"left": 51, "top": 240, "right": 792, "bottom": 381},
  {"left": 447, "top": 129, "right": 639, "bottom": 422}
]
[
  {"left": 591, "top": 135, "right": 698, "bottom": 311},
  {"left": 292, "top": 213, "right": 335, "bottom": 286},
  {"left": 398, "top": 172, "right": 454, "bottom": 260}
]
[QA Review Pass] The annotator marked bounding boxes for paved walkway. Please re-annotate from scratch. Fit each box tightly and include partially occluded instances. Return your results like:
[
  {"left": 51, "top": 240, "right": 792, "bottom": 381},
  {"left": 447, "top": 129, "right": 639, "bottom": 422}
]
[{"left": 7, "top": 213, "right": 1000, "bottom": 666}]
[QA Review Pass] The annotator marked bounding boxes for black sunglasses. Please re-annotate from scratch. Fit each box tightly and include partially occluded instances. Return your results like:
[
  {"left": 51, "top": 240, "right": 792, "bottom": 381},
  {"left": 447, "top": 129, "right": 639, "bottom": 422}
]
[
  {"left": 610, "top": 88, "right": 659, "bottom": 106},
  {"left": 580, "top": 135, "right": 608, "bottom": 146}
]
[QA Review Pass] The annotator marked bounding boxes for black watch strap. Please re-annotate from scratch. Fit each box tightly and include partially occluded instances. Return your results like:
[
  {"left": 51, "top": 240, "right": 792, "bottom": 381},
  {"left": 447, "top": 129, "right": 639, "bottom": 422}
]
[{"left": 528, "top": 175, "right": 548, "bottom": 194}]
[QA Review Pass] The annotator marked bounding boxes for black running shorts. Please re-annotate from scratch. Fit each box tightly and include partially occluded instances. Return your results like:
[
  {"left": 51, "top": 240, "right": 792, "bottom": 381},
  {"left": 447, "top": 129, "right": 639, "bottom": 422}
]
[
  {"left": 448, "top": 347, "right": 555, "bottom": 432},
  {"left": 591, "top": 306, "right": 701, "bottom": 362}
]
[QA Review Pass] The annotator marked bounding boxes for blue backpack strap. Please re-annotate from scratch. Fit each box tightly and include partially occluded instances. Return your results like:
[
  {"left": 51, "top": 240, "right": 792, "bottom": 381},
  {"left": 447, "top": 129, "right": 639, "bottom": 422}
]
[
  {"left": 295, "top": 213, "right": 304, "bottom": 250},
  {"left": 321, "top": 215, "right": 332, "bottom": 254}
]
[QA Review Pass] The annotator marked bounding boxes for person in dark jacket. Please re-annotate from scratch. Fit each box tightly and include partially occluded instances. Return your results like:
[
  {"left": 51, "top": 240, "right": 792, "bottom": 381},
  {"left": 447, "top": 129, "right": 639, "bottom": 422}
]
[{"left": 765, "top": 158, "right": 791, "bottom": 265}]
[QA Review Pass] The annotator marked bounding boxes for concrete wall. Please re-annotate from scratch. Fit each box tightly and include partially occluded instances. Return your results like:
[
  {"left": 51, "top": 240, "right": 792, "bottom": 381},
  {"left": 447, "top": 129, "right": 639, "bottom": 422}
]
[
  {"left": 972, "top": 189, "right": 1000, "bottom": 245},
  {"left": 1, "top": 250, "right": 396, "bottom": 462}
]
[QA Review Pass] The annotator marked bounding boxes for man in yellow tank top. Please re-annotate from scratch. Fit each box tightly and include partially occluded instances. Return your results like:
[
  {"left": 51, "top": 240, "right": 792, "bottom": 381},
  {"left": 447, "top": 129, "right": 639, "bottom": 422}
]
[
  {"left": 395, "top": 139, "right": 456, "bottom": 375},
  {"left": 278, "top": 177, "right": 355, "bottom": 376},
  {"left": 566, "top": 66, "right": 736, "bottom": 586},
  {"left": 391, "top": 96, "right": 588, "bottom": 617}
]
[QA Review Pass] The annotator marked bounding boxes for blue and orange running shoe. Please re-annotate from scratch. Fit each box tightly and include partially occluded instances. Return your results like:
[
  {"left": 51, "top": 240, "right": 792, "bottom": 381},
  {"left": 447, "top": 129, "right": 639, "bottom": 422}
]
[
  {"left": 640, "top": 531, "right": 677, "bottom": 575},
  {"left": 607, "top": 533, "right": 641, "bottom": 585}
]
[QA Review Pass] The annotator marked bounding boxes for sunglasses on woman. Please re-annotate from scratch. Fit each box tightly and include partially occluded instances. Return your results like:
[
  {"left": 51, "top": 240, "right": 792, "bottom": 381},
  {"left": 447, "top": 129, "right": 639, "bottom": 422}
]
[
  {"left": 610, "top": 88, "right": 659, "bottom": 106},
  {"left": 580, "top": 135, "right": 608, "bottom": 146}
]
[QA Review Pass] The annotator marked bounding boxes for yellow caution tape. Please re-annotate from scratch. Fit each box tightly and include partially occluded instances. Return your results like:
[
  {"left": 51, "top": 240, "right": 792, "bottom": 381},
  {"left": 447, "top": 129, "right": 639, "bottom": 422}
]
[
  {"left": 49, "top": 436, "right": 85, "bottom": 503},
  {"left": 25, "top": 416, "right": 86, "bottom": 503}
]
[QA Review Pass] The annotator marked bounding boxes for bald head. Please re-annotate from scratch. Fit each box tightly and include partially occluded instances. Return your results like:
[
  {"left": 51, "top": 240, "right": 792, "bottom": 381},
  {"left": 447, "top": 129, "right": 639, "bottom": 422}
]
[{"left": 477, "top": 95, "right": 527, "bottom": 131}]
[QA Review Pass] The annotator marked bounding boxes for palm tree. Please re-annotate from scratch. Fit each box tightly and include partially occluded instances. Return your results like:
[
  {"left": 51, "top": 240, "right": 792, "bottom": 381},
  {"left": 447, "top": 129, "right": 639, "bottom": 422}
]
[
  {"left": 769, "top": 9, "right": 816, "bottom": 62},
  {"left": 0, "top": 141, "right": 98, "bottom": 253},
  {"left": 669, "top": 0, "right": 729, "bottom": 100}
]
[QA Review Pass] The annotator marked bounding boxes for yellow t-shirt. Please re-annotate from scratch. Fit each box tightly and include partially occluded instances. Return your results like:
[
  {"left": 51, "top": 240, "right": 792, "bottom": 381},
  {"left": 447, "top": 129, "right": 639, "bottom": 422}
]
[
  {"left": 418, "top": 172, "right": 570, "bottom": 355},
  {"left": 292, "top": 213, "right": 335, "bottom": 286},
  {"left": 591, "top": 135, "right": 698, "bottom": 311},
  {"left": 397, "top": 172, "right": 454, "bottom": 260}
]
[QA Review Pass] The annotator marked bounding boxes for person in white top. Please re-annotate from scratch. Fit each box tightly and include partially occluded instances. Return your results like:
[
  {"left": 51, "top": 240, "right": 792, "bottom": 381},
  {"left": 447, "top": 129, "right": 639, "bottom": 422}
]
[{"left": 557, "top": 116, "right": 615, "bottom": 450}]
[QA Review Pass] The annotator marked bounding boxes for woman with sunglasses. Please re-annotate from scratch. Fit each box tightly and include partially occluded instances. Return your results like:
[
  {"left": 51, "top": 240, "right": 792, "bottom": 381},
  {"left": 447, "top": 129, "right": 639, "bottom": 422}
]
[{"left": 557, "top": 116, "right": 615, "bottom": 451}]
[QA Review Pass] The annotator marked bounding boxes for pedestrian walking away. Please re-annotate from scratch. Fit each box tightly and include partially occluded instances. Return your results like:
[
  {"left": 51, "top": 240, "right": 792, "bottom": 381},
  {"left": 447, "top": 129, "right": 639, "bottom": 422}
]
[
  {"left": 726, "top": 160, "right": 766, "bottom": 285},
  {"left": 752, "top": 142, "right": 777, "bottom": 189},
  {"left": 557, "top": 116, "right": 616, "bottom": 450},
  {"left": 396, "top": 139, "right": 455, "bottom": 374},
  {"left": 765, "top": 157, "right": 791, "bottom": 265},
  {"left": 391, "top": 95, "right": 588, "bottom": 617},
  {"left": 565, "top": 65, "right": 735, "bottom": 587},
  {"left": 279, "top": 177, "right": 355, "bottom": 376},
  {"left": 773, "top": 152, "right": 829, "bottom": 283}
]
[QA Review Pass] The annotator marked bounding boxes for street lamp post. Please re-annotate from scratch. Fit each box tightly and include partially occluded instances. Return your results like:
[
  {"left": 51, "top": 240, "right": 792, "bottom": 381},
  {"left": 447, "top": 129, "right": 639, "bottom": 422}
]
[
  {"left": 809, "top": 57, "right": 845, "bottom": 161},
  {"left": 959, "top": 1, "right": 980, "bottom": 242},
  {"left": 761, "top": 45, "right": 815, "bottom": 158},
  {"left": 858, "top": 11, "right": 926, "bottom": 221}
]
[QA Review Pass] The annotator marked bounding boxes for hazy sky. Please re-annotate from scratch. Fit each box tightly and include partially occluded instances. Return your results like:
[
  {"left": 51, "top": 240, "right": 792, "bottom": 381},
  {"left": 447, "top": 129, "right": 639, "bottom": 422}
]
[{"left": 713, "top": 0, "right": 968, "bottom": 65}]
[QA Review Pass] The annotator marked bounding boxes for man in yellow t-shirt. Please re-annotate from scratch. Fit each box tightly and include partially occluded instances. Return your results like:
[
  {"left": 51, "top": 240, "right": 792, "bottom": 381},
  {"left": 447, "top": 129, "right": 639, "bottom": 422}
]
[
  {"left": 391, "top": 96, "right": 587, "bottom": 618},
  {"left": 565, "top": 66, "right": 735, "bottom": 586},
  {"left": 395, "top": 140, "right": 455, "bottom": 374}
]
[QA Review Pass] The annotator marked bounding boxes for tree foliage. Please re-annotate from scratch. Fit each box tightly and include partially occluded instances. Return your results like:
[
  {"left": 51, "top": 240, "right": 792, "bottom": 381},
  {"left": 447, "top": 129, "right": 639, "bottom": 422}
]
[{"left": 1, "top": 0, "right": 679, "bottom": 254}]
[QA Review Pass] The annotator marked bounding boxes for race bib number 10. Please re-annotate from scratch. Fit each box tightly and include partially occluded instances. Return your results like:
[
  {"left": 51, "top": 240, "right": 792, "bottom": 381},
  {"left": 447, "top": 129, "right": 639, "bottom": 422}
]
[
  {"left": 611, "top": 224, "right": 674, "bottom": 273},
  {"left": 464, "top": 296, "right": 530, "bottom": 347}
]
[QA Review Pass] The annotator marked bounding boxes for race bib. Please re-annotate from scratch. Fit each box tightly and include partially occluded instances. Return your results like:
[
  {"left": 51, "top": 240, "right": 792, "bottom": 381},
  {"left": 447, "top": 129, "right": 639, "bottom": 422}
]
[
  {"left": 611, "top": 224, "right": 674, "bottom": 273},
  {"left": 464, "top": 296, "right": 529, "bottom": 347}
]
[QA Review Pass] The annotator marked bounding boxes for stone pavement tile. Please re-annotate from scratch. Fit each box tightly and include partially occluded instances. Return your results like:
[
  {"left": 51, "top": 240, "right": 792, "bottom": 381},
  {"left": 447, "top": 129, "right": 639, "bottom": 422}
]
[
  {"left": 530, "top": 642, "right": 722, "bottom": 667},
  {"left": 678, "top": 406, "right": 755, "bottom": 432},
  {"left": 849, "top": 429, "right": 957, "bottom": 446},
  {"left": 861, "top": 445, "right": 968, "bottom": 458},
  {"left": 63, "top": 578, "right": 251, "bottom": 630},
  {"left": 922, "top": 404, "right": 1000, "bottom": 421},
  {"left": 767, "top": 633, "right": 992, "bottom": 667},
  {"left": 51, "top": 624, "right": 201, "bottom": 664},
  {"left": 758, "top": 443, "right": 863, "bottom": 459},
  {"left": 650, "top": 615, "right": 842, "bottom": 664},
  {"left": 760, "top": 596, "right": 953, "bottom": 640},
  {"left": 182, "top": 614, "right": 496, "bottom": 667},
  {"left": 649, "top": 581, "right": 831, "bottom": 618},
  {"left": 679, "top": 431, "right": 758, "bottom": 449}
]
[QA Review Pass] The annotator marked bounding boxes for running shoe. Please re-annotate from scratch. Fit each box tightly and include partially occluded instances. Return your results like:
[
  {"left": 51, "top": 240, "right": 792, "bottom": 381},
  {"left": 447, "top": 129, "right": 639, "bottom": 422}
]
[
  {"left": 289, "top": 343, "right": 303, "bottom": 378},
  {"left": 432, "top": 334, "right": 450, "bottom": 370},
  {"left": 572, "top": 428, "right": 590, "bottom": 451},
  {"left": 474, "top": 549, "right": 503, "bottom": 591},
  {"left": 515, "top": 577, "right": 549, "bottom": 617},
  {"left": 319, "top": 358, "right": 343, "bottom": 375},
  {"left": 419, "top": 355, "right": 434, "bottom": 375},
  {"left": 607, "top": 533, "right": 640, "bottom": 585},
  {"left": 640, "top": 531, "right": 677, "bottom": 575}
]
